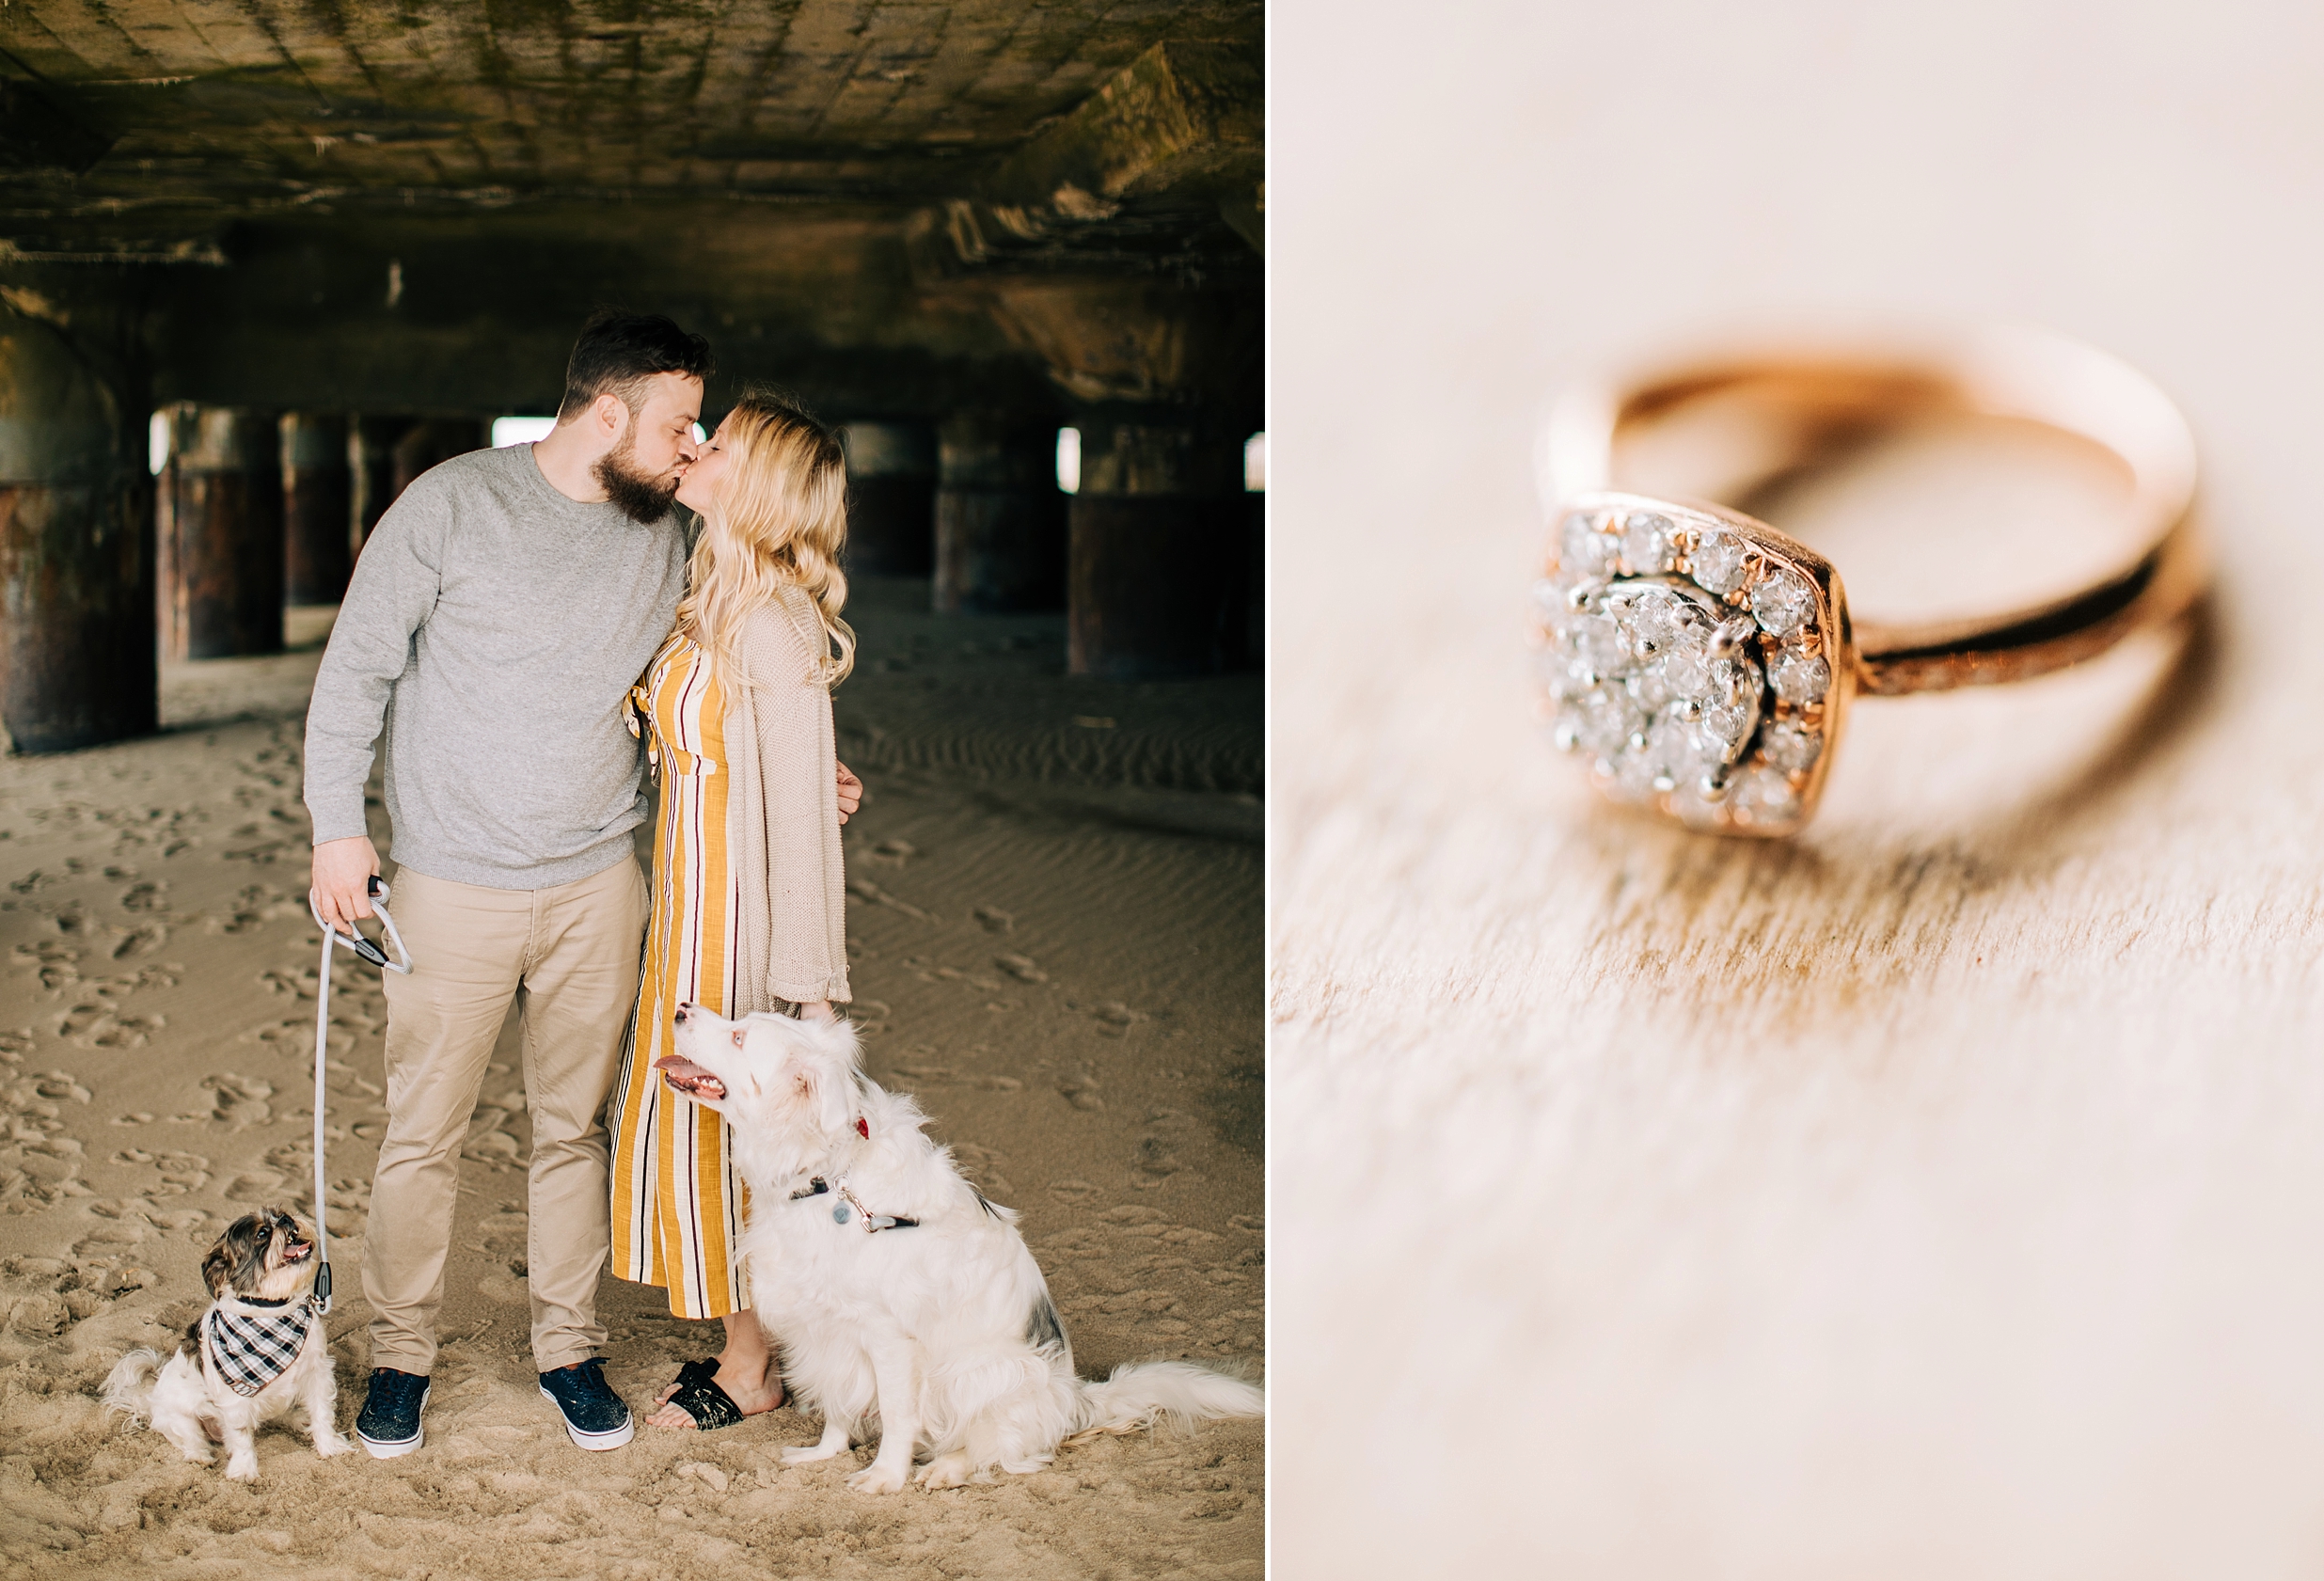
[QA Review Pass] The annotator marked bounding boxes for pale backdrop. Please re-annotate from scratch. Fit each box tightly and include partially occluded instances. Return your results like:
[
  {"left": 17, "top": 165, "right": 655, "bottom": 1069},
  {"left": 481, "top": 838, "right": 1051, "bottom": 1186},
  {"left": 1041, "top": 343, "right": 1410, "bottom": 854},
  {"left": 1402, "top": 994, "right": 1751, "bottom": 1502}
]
[{"left": 1270, "top": 3, "right": 2324, "bottom": 1575}]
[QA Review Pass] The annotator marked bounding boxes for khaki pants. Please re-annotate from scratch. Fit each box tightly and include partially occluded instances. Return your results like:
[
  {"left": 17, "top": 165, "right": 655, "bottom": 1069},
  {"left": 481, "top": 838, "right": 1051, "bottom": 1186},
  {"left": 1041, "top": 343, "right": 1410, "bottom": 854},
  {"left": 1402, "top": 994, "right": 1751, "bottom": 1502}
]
[{"left": 369, "top": 858, "right": 647, "bottom": 1374}]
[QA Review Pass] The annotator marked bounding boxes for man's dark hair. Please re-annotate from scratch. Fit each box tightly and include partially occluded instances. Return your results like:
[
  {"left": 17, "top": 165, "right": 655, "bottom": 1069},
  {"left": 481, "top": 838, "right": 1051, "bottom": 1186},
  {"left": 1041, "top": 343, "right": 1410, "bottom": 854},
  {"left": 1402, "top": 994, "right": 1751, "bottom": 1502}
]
[{"left": 558, "top": 310, "right": 714, "bottom": 421}]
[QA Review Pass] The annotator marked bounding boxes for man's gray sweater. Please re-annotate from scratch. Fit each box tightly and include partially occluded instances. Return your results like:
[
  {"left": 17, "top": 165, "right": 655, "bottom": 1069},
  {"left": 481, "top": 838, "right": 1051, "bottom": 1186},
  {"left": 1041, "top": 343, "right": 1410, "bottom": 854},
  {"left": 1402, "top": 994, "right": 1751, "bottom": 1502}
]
[{"left": 303, "top": 443, "right": 688, "bottom": 890}]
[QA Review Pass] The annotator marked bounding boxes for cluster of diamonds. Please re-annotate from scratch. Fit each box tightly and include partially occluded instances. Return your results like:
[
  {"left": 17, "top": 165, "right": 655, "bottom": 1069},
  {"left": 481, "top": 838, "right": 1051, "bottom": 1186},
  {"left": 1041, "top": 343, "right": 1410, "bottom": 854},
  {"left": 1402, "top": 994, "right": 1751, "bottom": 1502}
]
[{"left": 1533, "top": 501, "right": 1834, "bottom": 830}]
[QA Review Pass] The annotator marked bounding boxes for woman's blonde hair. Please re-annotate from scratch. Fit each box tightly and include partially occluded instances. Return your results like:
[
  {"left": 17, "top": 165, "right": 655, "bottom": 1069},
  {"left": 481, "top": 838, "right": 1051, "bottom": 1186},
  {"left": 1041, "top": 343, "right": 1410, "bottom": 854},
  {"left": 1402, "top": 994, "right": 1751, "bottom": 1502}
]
[{"left": 675, "top": 391, "right": 856, "bottom": 688}]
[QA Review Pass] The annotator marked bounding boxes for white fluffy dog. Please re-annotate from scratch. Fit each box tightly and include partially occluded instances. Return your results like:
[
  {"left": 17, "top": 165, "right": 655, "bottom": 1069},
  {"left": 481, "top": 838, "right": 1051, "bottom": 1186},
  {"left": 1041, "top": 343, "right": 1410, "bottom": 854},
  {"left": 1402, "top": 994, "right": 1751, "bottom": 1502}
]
[
  {"left": 657, "top": 1003, "right": 1264, "bottom": 1493},
  {"left": 102, "top": 1206, "right": 352, "bottom": 1480}
]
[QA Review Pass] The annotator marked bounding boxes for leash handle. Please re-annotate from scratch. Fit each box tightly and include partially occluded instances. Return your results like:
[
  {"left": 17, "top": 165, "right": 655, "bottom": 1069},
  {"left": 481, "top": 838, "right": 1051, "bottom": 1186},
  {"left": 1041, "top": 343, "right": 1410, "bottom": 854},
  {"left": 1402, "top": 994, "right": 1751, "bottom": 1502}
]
[
  {"left": 308, "top": 876, "right": 414, "bottom": 1316},
  {"left": 309, "top": 875, "right": 414, "bottom": 975}
]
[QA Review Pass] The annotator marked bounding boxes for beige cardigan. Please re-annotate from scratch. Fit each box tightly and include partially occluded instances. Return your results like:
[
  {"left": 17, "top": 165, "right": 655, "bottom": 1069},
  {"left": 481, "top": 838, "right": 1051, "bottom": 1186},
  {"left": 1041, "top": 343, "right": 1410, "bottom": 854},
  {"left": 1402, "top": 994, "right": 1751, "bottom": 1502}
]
[{"left": 725, "top": 588, "right": 850, "bottom": 1010}]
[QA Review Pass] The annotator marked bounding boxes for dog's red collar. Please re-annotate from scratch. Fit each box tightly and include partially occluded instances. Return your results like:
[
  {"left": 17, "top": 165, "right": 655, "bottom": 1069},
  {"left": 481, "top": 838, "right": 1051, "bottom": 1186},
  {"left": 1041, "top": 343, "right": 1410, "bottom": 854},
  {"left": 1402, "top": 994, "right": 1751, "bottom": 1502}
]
[{"left": 856, "top": 1116, "right": 869, "bottom": 1139}]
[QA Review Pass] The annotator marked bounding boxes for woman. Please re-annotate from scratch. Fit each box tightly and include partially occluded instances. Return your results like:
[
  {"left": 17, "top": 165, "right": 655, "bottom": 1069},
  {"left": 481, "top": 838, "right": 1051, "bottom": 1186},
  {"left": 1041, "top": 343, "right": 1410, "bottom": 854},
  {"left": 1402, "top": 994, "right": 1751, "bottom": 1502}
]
[{"left": 607, "top": 391, "right": 857, "bottom": 1431}]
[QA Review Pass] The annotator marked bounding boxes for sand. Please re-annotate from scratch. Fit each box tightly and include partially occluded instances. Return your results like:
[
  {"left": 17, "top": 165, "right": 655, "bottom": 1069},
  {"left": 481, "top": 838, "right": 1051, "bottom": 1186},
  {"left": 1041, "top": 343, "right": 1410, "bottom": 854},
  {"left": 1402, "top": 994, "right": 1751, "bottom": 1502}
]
[{"left": 0, "top": 579, "right": 1263, "bottom": 1579}]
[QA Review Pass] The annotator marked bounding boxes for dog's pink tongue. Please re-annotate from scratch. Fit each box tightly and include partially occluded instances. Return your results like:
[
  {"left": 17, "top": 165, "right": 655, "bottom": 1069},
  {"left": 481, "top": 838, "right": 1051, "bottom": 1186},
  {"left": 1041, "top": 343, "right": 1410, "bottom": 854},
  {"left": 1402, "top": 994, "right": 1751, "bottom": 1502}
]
[{"left": 655, "top": 1054, "right": 719, "bottom": 1085}]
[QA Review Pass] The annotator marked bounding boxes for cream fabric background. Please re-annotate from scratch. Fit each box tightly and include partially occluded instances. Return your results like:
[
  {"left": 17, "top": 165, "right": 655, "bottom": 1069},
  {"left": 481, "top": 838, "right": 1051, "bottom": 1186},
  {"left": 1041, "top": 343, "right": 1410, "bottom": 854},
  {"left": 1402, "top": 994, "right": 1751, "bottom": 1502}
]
[{"left": 1271, "top": 3, "right": 2324, "bottom": 1575}]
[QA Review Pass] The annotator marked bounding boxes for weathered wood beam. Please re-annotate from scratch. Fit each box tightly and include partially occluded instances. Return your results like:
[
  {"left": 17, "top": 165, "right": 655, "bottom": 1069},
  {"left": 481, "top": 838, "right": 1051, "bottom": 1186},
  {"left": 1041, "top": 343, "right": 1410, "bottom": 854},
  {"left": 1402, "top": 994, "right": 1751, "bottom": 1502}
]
[
  {"left": 934, "top": 411, "right": 1067, "bottom": 614},
  {"left": 0, "top": 292, "right": 152, "bottom": 752},
  {"left": 1067, "top": 414, "right": 1254, "bottom": 680},
  {"left": 281, "top": 411, "right": 351, "bottom": 605},
  {"left": 841, "top": 421, "right": 938, "bottom": 578},
  {"left": 158, "top": 406, "right": 283, "bottom": 660}
]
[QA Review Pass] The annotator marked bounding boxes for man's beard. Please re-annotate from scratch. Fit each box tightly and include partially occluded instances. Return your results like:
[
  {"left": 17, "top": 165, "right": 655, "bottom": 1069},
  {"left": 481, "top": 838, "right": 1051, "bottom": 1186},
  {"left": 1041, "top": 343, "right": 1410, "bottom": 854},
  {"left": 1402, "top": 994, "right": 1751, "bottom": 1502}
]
[{"left": 592, "top": 429, "right": 681, "bottom": 524}]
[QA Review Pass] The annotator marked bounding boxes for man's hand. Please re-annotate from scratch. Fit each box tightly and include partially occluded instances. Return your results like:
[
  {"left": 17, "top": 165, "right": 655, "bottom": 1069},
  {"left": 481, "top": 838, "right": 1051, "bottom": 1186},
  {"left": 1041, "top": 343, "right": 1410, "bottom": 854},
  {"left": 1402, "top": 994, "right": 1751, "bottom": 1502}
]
[
  {"left": 835, "top": 761, "right": 862, "bottom": 825},
  {"left": 311, "top": 836, "right": 382, "bottom": 932}
]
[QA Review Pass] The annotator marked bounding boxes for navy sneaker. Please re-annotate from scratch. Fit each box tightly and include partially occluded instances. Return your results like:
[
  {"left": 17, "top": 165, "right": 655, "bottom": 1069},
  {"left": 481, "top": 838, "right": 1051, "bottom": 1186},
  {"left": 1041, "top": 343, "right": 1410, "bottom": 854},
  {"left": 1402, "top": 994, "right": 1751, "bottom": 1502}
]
[
  {"left": 538, "top": 1358, "right": 634, "bottom": 1450},
  {"left": 356, "top": 1368, "right": 430, "bottom": 1459}
]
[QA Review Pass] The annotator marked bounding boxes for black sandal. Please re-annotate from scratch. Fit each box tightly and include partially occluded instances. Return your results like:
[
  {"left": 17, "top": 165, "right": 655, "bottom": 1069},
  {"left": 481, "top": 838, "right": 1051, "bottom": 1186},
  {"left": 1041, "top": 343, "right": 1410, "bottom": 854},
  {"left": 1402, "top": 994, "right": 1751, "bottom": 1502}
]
[{"left": 660, "top": 1358, "right": 746, "bottom": 1431}]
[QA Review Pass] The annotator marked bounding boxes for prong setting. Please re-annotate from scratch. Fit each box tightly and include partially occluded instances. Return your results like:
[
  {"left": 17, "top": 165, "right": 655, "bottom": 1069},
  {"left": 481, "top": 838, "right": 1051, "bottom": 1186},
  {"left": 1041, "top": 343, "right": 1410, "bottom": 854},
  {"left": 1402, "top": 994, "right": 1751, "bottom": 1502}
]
[{"left": 1709, "top": 615, "right": 1759, "bottom": 657}]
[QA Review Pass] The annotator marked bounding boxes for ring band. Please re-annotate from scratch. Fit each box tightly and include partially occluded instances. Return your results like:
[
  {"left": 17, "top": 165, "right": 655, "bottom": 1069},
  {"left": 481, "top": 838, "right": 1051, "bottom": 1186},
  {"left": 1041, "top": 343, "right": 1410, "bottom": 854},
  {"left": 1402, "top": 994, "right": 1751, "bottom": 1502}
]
[{"left": 1530, "top": 325, "right": 2208, "bottom": 836}]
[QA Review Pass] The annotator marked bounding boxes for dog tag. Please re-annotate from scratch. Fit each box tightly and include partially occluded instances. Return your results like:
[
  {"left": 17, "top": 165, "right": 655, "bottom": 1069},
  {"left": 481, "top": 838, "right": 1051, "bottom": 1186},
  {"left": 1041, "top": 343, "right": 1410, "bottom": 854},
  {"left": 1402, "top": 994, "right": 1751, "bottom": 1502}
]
[{"left": 832, "top": 1204, "right": 851, "bottom": 1224}]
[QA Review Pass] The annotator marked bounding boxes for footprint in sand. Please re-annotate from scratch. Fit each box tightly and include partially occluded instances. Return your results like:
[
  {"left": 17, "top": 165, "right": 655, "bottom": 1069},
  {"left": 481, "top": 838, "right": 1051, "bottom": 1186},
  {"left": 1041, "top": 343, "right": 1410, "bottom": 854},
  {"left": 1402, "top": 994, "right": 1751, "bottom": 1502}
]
[
  {"left": 0, "top": 1070, "right": 95, "bottom": 1209},
  {"left": 52, "top": 1000, "right": 164, "bottom": 1050},
  {"left": 459, "top": 1101, "right": 527, "bottom": 1170},
  {"left": 308, "top": 1175, "right": 373, "bottom": 1236},
  {"left": 210, "top": 883, "right": 306, "bottom": 935},
  {"left": 262, "top": 1141, "right": 313, "bottom": 1174},
  {"left": 316, "top": 1059, "right": 386, "bottom": 1101},
  {"left": 846, "top": 877, "right": 939, "bottom": 924},
  {"left": 1058, "top": 1071, "right": 1104, "bottom": 1113},
  {"left": 113, "top": 1147, "right": 213, "bottom": 1199},
  {"left": 71, "top": 1220, "right": 149, "bottom": 1258},
  {"left": 256, "top": 968, "right": 312, "bottom": 999},
  {"left": 973, "top": 905, "right": 1014, "bottom": 935},
  {"left": 264, "top": 1142, "right": 372, "bottom": 1225},
  {"left": 117, "top": 1204, "right": 207, "bottom": 1232},
  {"left": 102, "top": 922, "right": 170, "bottom": 958},
  {"left": 10, "top": 940, "right": 80, "bottom": 994},
  {"left": 674, "top": 1462, "right": 730, "bottom": 1494},
  {"left": 1092, "top": 1288, "right": 1182, "bottom": 1320},
  {"left": 994, "top": 952, "right": 1048, "bottom": 984},
  {"left": 1048, "top": 1179, "right": 1099, "bottom": 1205},
  {"left": 0, "top": 1140, "right": 87, "bottom": 1213},
  {"left": 22, "top": 1071, "right": 92, "bottom": 1106},
  {"left": 186, "top": 1072, "right": 275, "bottom": 1128},
  {"left": 225, "top": 1169, "right": 288, "bottom": 1202},
  {"left": 85, "top": 962, "right": 182, "bottom": 1000},
  {"left": 886, "top": 1056, "right": 1021, "bottom": 1096},
  {"left": 1039, "top": 1225, "right": 1108, "bottom": 1259},
  {"left": 478, "top": 1264, "right": 530, "bottom": 1306},
  {"left": 1130, "top": 1110, "right": 1202, "bottom": 1190},
  {"left": 222, "top": 821, "right": 296, "bottom": 864},
  {"left": 864, "top": 838, "right": 918, "bottom": 867},
  {"left": 463, "top": 1130, "right": 522, "bottom": 1168},
  {"left": 1155, "top": 1225, "right": 1221, "bottom": 1248},
  {"left": 4, "top": 1288, "right": 74, "bottom": 1337},
  {"left": 949, "top": 1143, "right": 1015, "bottom": 1196},
  {"left": 1092, "top": 1002, "right": 1149, "bottom": 1038},
  {"left": 1099, "top": 1205, "right": 1167, "bottom": 1227}
]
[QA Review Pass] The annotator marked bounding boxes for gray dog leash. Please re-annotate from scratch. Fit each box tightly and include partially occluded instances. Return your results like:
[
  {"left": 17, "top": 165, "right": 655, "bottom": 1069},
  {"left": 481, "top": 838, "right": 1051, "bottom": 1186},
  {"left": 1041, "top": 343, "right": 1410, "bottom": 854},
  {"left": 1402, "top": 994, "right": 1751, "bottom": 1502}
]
[{"left": 307, "top": 875, "right": 413, "bottom": 1313}]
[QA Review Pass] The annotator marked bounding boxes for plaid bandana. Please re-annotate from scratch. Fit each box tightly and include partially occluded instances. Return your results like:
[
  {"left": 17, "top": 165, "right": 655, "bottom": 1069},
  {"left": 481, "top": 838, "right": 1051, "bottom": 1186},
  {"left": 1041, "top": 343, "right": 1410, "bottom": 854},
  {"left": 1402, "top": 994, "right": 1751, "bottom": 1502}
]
[{"left": 201, "top": 1297, "right": 320, "bottom": 1397}]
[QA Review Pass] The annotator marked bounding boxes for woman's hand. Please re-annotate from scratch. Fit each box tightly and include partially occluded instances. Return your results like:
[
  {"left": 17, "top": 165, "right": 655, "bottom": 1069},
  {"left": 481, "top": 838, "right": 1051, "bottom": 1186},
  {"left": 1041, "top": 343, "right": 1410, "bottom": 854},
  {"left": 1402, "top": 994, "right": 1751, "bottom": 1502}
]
[
  {"left": 795, "top": 1001, "right": 837, "bottom": 1023},
  {"left": 835, "top": 761, "right": 862, "bottom": 824}
]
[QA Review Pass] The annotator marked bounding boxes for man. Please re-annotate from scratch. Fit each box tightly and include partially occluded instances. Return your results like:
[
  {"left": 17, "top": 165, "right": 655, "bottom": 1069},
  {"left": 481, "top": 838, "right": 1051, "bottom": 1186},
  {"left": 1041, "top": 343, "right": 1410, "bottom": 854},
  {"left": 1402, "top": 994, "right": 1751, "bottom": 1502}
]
[{"left": 304, "top": 312, "right": 859, "bottom": 1457}]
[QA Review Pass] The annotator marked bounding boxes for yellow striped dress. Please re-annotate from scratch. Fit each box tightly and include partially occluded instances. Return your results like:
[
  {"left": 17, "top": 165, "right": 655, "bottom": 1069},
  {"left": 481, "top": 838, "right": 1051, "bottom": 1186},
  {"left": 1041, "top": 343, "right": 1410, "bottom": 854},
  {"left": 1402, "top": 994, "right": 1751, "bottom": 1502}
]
[{"left": 609, "top": 630, "right": 749, "bottom": 1319}]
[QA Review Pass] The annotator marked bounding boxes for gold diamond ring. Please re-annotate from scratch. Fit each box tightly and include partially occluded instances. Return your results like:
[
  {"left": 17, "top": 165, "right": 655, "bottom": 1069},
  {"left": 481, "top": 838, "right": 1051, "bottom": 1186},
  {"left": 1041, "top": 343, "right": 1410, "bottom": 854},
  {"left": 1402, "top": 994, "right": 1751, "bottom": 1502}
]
[{"left": 1529, "top": 325, "right": 2208, "bottom": 836}]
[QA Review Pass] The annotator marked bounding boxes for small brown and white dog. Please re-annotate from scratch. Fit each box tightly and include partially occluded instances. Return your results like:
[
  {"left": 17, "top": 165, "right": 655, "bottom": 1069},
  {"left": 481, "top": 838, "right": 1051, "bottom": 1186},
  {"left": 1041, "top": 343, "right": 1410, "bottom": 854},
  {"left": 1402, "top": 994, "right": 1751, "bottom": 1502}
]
[
  {"left": 103, "top": 1206, "right": 352, "bottom": 1480},
  {"left": 656, "top": 1002, "right": 1265, "bottom": 1494}
]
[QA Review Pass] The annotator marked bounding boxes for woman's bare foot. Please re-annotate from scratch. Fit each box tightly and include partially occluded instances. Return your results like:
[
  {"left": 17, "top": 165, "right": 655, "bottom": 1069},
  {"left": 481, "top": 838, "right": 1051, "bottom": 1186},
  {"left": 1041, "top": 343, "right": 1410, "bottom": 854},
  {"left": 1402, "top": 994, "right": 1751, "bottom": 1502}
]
[
  {"left": 644, "top": 1358, "right": 783, "bottom": 1429},
  {"left": 645, "top": 1311, "right": 784, "bottom": 1430}
]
